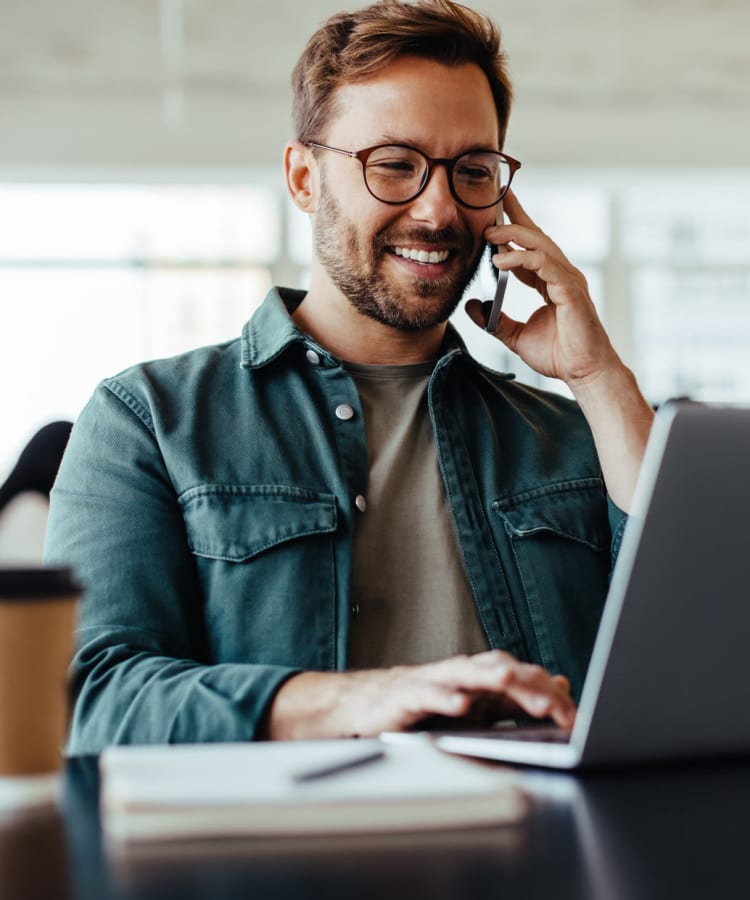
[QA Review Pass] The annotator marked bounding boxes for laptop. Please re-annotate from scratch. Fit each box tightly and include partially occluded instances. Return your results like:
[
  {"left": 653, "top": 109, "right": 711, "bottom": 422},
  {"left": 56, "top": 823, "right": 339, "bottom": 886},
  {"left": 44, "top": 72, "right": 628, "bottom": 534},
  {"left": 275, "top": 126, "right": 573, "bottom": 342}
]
[{"left": 434, "top": 401, "right": 750, "bottom": 769}]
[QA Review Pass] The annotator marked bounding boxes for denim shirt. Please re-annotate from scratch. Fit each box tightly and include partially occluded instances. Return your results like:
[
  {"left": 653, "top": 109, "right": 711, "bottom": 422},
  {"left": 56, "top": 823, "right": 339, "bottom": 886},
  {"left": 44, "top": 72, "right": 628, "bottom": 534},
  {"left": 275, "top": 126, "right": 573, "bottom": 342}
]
[{"left": 46, "top": 287, "right": 627, "bottom": 752}]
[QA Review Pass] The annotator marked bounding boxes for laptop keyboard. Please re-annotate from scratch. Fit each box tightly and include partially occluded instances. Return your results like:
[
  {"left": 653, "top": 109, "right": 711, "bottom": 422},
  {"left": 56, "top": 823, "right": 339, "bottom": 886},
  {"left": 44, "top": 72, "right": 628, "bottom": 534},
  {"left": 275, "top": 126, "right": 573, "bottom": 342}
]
[
  {"left": 500, "top": 726, "right": 571, "bottom": 743},
  {"left": 437, "top": 725, "right": 571, "bottom": 744}
]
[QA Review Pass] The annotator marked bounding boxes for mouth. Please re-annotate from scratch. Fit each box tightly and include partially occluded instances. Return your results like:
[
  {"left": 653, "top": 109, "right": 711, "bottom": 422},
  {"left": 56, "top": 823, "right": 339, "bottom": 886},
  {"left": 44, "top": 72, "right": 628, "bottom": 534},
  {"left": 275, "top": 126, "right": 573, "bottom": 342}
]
[
  {"left": 386, "top": 243, "right": 458, "bottom": 279},
  {"left": 391, "top": 245, "right": 452, "bottom": 266}
]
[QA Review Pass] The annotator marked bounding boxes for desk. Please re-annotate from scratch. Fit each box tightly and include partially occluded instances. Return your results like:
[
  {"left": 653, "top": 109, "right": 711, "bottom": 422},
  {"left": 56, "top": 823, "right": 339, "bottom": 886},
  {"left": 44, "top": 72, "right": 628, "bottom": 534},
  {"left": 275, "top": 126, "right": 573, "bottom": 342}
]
[{"left": 1, "top": 756, "right": 749, "bottom": 899}]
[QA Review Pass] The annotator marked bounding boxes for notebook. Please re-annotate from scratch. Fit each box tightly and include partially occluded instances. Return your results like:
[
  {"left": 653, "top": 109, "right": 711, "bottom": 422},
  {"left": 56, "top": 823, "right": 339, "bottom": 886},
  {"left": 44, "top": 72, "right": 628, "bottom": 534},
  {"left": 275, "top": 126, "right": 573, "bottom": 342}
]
[
  {"left": 435, "top": 401, "right": 750, "bottom": 769},
  {"left": 99, "top": 736, "right": 526, "bottom": 845}
]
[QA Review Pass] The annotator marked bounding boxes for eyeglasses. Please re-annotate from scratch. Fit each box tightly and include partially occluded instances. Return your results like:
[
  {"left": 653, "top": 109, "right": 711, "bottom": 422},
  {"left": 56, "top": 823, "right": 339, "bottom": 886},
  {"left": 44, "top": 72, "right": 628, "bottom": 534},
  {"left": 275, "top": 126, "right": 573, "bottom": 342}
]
[{"left": 307, "top": 142, "right": 521, "bottom": 210}]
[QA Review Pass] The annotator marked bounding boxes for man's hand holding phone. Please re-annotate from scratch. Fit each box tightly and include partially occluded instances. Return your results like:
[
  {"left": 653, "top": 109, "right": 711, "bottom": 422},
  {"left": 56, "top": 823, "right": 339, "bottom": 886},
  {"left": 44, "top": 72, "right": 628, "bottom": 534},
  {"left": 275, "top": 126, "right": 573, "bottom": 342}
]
[{"left": 466, "top": 188, "right": 618, "bottom": 389}]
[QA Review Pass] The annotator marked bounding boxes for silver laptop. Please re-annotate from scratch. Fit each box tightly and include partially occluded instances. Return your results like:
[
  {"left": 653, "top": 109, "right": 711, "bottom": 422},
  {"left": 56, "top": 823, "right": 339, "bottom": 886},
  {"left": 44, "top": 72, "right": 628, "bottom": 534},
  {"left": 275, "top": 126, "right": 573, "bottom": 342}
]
[{"left": 435, "top": 402, "right": 750, "bottom": 769}]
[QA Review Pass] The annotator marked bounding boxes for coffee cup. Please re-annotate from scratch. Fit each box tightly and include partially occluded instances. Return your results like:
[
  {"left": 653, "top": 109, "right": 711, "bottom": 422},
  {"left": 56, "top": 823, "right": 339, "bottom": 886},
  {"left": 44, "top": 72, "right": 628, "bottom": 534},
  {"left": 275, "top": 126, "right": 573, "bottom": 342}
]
[{"left": 0, "top": 567, "right": 80, "bottom": 801}]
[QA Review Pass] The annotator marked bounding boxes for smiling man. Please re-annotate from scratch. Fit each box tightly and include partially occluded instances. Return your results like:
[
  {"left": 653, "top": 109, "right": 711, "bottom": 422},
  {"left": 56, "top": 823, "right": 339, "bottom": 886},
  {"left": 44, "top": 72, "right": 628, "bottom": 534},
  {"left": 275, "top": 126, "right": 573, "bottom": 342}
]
[{"left": 46, "top": 0, "right": 654, "bottom": 751}]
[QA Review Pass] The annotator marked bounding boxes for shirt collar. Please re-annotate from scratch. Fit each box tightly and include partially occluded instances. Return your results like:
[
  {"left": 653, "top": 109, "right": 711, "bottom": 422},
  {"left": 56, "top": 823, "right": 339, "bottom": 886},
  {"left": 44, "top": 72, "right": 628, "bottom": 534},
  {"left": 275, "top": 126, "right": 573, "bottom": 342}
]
[
  {"left": 241, "top": 285, "right": 513, "bottom": 379},
  {"left": 241, "top": 287, "right": 326, "bottom": 369}
]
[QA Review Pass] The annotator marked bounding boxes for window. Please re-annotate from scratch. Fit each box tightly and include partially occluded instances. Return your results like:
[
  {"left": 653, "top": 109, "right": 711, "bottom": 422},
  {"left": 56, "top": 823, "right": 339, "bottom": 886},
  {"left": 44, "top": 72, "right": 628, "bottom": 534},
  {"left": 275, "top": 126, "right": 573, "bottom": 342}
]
[
  {"left": 3, "top": 171, "right": 750, "bottom": 478},
  {"left": 623, "top": 178, "right": 750, "bottom": 404},
  {"left": 0, "top": 183, "right": 280, "bottom": 476}
]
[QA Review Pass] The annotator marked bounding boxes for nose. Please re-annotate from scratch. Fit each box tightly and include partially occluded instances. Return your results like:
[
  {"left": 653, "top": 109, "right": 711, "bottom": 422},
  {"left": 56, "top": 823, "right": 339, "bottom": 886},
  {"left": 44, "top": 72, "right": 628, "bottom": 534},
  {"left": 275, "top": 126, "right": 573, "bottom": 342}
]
[{"left": 407, "top": 162, "right": 459, "bottom": 229}]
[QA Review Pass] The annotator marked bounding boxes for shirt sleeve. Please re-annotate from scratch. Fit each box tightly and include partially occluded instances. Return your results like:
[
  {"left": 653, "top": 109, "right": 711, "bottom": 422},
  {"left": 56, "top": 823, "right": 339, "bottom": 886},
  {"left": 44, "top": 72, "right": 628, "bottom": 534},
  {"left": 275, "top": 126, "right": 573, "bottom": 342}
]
[{"left": 45, "top": 382, "right": 299, "bottom": 753}]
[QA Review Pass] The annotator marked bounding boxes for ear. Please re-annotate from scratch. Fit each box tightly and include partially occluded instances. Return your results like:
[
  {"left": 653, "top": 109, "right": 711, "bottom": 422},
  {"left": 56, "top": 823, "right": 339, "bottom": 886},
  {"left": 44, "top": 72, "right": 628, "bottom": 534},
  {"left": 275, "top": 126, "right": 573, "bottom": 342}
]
[{"left": 284, "top": 140, "right": 319, "bottom": 214}]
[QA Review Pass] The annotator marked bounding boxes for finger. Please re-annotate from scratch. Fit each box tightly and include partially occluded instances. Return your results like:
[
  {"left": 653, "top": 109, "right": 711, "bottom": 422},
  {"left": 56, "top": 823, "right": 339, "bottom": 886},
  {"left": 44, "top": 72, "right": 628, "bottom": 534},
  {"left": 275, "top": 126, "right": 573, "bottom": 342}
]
[
  {"left": 493, "top": 310, "right": 526, "bottom": 351},
  {"left": 501, "top": 188, "right": 540, "bottom": 231},
  {"left": 491, "top": 248, "right": 577, "bottom": 302},
  {"left": 465, "top": 297, "right": 521, "bottom": 341},
  {"left": 506, "top": 688, "right": 575, "bottom": 728},
  {"left": 494, "top": 256, "right": 541, "bottom": 294},
  {"left": 500, "top": 665, "right": 577, "bottom": 728},
  {"left": 484, "top": 223, "right": 542, "bottom": 253},
  {"left": 491, "top": 240, "right": 513, "bottom": 259},
  {"left": 464, "top": 649, "right": 519, "bottom": 666},
  {"left": 491, "top": 240, "right": 562, "bottom": 273},
  {"left": 427, "top": 651, "right": 518, "bottom": 693},
  {"left": 464, "top": 297, "right": 491, "bottom": 330},
  {"left": 396, "top": 670, "right": 475, "bottom": 724},
  {"left": 485, "top": 213, "right": 566, "bottom": 262}
]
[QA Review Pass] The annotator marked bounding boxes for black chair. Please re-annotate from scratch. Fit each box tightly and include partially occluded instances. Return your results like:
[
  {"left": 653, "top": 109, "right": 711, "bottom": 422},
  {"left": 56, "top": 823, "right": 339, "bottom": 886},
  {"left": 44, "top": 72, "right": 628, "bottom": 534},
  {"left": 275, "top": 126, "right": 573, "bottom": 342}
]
[{"left": 0, "top": 421, "right": 73, "bottom": 513}]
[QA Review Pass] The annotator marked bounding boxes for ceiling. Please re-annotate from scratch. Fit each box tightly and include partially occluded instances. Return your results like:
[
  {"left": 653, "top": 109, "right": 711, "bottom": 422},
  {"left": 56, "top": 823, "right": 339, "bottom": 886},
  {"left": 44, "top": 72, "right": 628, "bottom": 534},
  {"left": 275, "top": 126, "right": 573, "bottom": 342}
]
[{"left": 1, "top": 0, "right": 749, "bottom": 174}]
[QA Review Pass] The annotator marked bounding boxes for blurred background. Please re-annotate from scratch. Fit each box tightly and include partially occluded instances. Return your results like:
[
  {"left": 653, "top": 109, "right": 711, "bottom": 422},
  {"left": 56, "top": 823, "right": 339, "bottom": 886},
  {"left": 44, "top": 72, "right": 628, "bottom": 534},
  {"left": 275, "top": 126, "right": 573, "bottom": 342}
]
[{"left": 2, "top": 0, "right": 749, "bottom": 478}]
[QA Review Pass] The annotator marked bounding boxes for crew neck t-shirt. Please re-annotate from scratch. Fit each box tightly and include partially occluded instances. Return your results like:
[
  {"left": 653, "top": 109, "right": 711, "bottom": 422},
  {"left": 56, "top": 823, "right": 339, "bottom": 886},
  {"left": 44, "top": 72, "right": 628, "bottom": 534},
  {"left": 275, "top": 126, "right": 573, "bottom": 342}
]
[{"left": 345, "top": 359, "right": 489, "bottom": 669}]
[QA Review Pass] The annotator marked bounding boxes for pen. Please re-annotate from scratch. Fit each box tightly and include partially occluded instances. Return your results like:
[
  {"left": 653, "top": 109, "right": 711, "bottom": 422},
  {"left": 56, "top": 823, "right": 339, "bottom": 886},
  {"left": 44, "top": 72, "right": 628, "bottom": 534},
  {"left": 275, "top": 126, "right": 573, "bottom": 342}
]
[{"left": 291, "top": 748, "right": 386, "bottom": 783}]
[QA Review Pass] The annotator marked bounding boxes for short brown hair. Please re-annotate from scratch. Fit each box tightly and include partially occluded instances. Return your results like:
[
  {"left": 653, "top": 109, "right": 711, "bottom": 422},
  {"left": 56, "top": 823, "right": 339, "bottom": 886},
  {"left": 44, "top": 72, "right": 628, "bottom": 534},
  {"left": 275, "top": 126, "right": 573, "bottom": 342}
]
[{"left": 291, "top": 0, "right": 513, "bottom": 147}]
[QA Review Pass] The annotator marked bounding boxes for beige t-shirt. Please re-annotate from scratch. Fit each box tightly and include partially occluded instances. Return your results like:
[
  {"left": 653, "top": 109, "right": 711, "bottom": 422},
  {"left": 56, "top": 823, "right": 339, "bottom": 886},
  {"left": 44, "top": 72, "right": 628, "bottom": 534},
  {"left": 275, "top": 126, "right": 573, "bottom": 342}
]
[{"left": 346, "top": 360, "right": 489, "bottom": 669}]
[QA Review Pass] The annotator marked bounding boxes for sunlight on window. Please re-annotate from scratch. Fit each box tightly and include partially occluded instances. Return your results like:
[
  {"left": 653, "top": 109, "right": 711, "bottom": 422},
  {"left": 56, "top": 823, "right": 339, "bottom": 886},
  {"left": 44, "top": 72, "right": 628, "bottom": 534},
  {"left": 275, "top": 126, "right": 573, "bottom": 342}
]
[
  {"left": 0, "top": 184, "right": 279, "bottom": 478},
  {"left": 0, "top": 185, "right": 279, "bottom": 262},
  {"left": 623, "top": 178, "right": 750, "bottom": 404}
]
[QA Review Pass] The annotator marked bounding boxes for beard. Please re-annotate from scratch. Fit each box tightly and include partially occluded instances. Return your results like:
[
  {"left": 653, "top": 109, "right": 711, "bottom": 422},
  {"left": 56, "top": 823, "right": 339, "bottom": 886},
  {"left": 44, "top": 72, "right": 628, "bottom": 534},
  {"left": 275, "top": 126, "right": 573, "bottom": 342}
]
[{"left": 313, "top": 179, "right": 486, "bottom": 333}]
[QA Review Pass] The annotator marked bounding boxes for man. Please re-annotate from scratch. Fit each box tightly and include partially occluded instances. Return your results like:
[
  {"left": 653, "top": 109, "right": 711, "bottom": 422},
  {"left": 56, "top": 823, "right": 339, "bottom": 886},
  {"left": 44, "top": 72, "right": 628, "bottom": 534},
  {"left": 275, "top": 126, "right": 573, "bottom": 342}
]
[{"left": 46, "top": 0, "right": 654, "bottom": 752}]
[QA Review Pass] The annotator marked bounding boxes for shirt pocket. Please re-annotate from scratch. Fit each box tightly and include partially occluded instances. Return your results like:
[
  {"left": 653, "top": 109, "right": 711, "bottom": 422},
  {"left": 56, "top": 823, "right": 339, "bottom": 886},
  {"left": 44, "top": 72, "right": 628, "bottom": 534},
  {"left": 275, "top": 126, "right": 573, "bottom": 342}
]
[
  {"left": 492, "top": 478, "right": 608, "bottom": 553},
  {"left": 180, "top": 484, "right": 339, "bottom": 668},
  {"left": 491, "top": 478, "right": 610, "bottom": 696}
]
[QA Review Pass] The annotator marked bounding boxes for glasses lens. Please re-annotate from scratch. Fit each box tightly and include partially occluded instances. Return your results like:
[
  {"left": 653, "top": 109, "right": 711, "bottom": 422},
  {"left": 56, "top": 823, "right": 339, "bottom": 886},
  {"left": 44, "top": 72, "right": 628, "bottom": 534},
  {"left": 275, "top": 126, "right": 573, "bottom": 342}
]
[
  {"left": 363, "top": 146, "right": 428, "bottom": 203},
  {"left": 452, "top": 152, "right": 510, "bottom": 208}
]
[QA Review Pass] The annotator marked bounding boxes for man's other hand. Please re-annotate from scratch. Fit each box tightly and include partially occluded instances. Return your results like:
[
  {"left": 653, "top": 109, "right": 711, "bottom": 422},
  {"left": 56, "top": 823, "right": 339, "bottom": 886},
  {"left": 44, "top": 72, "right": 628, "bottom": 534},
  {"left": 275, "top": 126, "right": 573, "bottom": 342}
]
[{"left": 266, "top": 650, "right": 576, "bottom": 740}]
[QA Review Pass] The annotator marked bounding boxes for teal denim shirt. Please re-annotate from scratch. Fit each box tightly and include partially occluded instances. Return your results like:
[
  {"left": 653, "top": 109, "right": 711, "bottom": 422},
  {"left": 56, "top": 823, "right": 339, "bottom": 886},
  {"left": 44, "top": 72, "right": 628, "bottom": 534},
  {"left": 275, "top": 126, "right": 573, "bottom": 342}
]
[{"left": 46, "top": 287, "right": 627, "bottom": 752}]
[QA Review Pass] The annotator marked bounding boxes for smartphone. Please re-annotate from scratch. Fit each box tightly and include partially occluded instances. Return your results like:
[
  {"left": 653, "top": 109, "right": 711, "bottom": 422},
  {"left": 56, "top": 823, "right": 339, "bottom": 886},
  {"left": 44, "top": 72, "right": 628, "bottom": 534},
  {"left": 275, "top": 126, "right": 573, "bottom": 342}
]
[{"left": 485, "top": 203, "right": 508, "bottom": 333}]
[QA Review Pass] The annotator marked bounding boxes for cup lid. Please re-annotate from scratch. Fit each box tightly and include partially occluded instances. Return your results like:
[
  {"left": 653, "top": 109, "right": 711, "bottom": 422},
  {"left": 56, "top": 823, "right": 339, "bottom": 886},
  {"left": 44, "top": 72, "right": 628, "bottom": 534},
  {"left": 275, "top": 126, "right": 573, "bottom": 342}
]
[{"left": 0, "top": 566, "right": 81, "bottom": 599}]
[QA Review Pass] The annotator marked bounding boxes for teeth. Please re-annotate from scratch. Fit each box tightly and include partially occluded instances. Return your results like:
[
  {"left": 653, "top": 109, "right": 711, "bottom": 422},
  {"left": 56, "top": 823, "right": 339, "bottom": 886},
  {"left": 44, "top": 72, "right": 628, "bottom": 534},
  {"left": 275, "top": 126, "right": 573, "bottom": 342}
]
[{"left": 393, "top": 246, "right": 450, "bottom": 264}]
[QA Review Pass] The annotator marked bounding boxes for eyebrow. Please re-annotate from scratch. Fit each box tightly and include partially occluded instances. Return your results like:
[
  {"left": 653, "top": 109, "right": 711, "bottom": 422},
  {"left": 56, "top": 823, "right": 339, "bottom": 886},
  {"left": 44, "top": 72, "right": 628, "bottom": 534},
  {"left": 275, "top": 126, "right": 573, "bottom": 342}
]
[{"left": 377, "top": 134, "right": 500, "bottom": 155}]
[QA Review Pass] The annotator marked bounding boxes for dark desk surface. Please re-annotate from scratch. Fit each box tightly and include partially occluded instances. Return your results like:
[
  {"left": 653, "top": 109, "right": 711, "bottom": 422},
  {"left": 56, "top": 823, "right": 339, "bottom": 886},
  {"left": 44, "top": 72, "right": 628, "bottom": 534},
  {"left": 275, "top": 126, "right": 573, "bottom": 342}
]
[{"left": 2, "top": 754, "right": 750, "bottom": 900}]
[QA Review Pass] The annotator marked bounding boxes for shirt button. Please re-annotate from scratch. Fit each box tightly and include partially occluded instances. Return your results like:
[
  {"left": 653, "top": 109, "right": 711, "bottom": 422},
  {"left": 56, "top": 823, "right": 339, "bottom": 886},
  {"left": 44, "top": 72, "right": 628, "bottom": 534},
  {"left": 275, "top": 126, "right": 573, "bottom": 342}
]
[
  {"left": 351, "top": 604, "right": 360, "bottom": 619},
  {"left": 355, "top": 495, "right": 367, "bottom": 513},
  {"left": 305, "top": 349, "right": 321, "bottom": 366},
  {"left": 335, "top": 404, "right": 355, "bottom": 421}
]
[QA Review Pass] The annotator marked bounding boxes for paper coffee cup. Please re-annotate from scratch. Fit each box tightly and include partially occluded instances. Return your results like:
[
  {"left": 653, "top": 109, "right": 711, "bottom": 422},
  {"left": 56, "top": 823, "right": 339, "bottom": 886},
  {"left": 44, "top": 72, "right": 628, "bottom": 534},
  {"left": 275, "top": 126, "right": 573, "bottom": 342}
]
[{"left": 0, "top": 568, "right": 80, "bottom": 780}]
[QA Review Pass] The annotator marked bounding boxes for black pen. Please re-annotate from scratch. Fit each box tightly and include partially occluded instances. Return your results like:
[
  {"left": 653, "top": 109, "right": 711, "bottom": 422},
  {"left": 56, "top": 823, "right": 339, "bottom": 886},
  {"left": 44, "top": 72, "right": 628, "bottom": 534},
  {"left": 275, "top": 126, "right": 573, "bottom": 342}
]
[{"left": 291, "top": 748, "right": 386, "bottom": 783}]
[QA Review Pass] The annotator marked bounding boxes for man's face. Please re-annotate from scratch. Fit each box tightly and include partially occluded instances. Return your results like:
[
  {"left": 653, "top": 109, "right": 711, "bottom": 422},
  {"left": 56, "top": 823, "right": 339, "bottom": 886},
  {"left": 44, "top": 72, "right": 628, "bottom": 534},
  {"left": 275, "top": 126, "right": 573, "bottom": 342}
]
[{"left": 311, "top": 57, "right": 501, "bottom": 332}]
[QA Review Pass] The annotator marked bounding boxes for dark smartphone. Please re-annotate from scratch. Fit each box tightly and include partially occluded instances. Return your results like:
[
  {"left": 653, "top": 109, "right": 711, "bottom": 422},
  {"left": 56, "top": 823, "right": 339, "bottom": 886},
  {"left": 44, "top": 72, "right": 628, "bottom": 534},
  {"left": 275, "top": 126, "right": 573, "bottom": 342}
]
[{"left": 485, "top": 203, "right": 508, "bottom": 333}]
